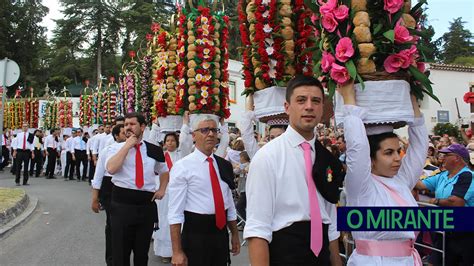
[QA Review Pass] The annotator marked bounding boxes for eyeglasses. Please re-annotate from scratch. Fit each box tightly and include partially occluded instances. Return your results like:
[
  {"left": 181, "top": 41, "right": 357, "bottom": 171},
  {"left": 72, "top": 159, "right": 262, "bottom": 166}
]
[
  {"left": 194, "top": 127, "right": 220, "bottom": 135},
  {"left": 444, "top": 153, "right": 457, "bottom": 158}
]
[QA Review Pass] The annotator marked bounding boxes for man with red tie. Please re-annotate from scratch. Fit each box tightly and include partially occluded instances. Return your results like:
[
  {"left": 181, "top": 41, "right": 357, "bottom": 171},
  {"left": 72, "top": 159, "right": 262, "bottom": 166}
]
[
  {"left": 106, "top": 112, "right": 169, "bottom": 266},
  {"left": 168, "top": 114, "right": 240, "bottom": 266},
  {"left": 244, "top": 76, "right": 344, "bottom": 266},
  {"left": 12, "top": 123, "right": 34, "bottom": 186}
]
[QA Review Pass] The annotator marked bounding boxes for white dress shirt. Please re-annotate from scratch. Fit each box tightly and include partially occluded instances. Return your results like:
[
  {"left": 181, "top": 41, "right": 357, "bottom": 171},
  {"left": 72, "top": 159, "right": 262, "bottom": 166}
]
[
  {"left": 32, "top": 136, "right": 44, "bottom": 150},
  {"left": 71, "top": 136, "right": 87, "bottom": 152},
  {"left": 65, "top": 137, "right": 75, "bottom": 152},
  {"left": 12, "top": 132, "right": 33, "bottom": 151},
  {"left": 238, "top": 110, "right": 259, "bottom": 159},
  {"left": 93, "top": 133, "right": 113, "bottom": 155},
  {"left": 87, "top": 134, "right": 98, "bottom": 155},
  {"left": 343, "top": 105, "right": 428, "bottom": 266},
  {"left": 44, "top": 135, "right": 58, "bottom": 150},
  {"left": 243, "top": 125, "right": 339, "bottom": 243},
  {"left": 105, "top": 141, "right": 169, "bottom": 192},
  {"left": 168, "top": 149, "right": 237, "bottom": 225},
  {"left": 92, "top": 144, "right": 115, "bottom": 190}
]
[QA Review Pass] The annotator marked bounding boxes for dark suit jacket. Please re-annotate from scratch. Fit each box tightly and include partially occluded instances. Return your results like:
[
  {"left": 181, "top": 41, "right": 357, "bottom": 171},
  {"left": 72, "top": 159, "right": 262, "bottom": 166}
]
[
  {"left": 312, "top": 139, "right": 345, "bottom": 204},
  {"left": 214, "top": 154, "right": 237, "bottom": 190}
]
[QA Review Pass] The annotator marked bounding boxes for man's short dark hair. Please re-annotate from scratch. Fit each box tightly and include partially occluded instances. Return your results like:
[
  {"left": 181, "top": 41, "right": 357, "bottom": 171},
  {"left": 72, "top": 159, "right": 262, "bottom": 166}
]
[
  {"left": 285, "top": 75, "right": 324, "bottom": 102},
  {"left": 269, "top": 125, "right": 288, "bottom": 131},
  {"left": 115, "top": 116, "right": 125, "bottom": 123},
  {"left": 125, "top": 112, "right": 146, "bottom": 125},
  {"left": 112, "top": 124, "right": 124, "bottom": 141}
]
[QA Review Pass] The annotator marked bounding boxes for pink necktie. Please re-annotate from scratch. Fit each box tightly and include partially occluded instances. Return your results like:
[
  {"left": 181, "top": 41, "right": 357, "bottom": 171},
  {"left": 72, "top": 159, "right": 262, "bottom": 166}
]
[{"left": 301, "top": 142, "right": 323, "bottom": 256}]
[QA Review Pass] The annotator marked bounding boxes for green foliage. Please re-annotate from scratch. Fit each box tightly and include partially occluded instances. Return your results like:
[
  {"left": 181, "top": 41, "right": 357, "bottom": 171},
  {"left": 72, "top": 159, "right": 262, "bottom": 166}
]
[
  {"left": 437, "top": 17, "right": 474, "bottom": 64},
  {"left": 452, "top": 56, "right": 474, "bottom": 67},
  {"left": 433, "top": 123, "right": 461, "bottom": 140}
]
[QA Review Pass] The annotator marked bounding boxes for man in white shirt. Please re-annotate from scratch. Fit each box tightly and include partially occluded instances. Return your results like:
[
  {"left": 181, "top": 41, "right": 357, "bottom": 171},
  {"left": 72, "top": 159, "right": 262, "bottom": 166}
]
[
  {"left": 106, "top": 112, "right": 169, "bottom": 266},
  {"left": 71, "top": 128, "right": 88, "bottom": 181},
  {"left": 64, "top": 130, "right": 76, "bottom": 180},
  {"left": 0, "top": 131, "right": 10, "bottom": 171},
  {"left": 87, "top": 128, "right": 100, "bottom": 183},
  {"left": 244, "top": 76, "right": 344, "bottom": 265},
  {"left": 91, "top": 124, "right": 113, "bottom": 182},
  {"left": 44, "top": 128, "right": 60, "bottom": 179},
  {"left": 168, "top": 115, "right": 240, "bottom": 266},
  {"left": 13, "top": 123, "right": 35, "bottom": 185},
  {"left": 29, "top": 129, "right": 44, "bottom": 177},
  {"left": 91, "top": 124, "right": 126, "bottom": 266}
]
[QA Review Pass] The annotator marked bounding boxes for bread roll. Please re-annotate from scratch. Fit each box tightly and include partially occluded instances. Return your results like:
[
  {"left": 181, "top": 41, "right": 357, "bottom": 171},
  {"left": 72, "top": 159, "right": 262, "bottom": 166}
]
[
  {"left": 358, "top": 43, "right": 376, "bottom": 58},
  {"left": 354, "top": 26, "right": 372, "bottom": 43},
  {"left": 357, "top": 58, "right": 376, "bottom": 74},
  {"left": 351, "top": 0, "right": 367, "bottom": 12}
]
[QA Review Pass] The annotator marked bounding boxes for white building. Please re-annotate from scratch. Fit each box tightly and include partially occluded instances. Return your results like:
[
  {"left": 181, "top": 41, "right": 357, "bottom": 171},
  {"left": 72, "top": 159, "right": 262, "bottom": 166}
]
[{"left": 420, "top": 63, "right": 474, "bottom": 133}]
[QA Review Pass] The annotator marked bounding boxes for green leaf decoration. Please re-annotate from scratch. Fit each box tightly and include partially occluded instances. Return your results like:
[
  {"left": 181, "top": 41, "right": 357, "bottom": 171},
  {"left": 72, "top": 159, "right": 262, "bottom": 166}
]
[
  {"left": 356, "top": 74, "right": 365, "bottom": 90},
  {"left": 383, "top": 30, "right": 395, "bottom": 43},
  {"left": 328, "top": 80, "right": 337, "bottom": 98},
  {"left": 373, "top": 24, "right": 383, "bottom": 35},
  {"left": 345, "top": 60, "right": 357, "bottom": 79}
]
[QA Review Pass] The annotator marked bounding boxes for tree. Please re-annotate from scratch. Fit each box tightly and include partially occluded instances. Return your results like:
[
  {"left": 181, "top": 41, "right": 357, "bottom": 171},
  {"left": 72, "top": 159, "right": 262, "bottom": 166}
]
[
  {"left": 0, "top": 0, "right": 49, "bottom": 97},
  {"left": 416, "top": 8, "right": 441, "bottom": 62},
  {"left": 437, "top": 17, "right": 474, "bottom": 64}
]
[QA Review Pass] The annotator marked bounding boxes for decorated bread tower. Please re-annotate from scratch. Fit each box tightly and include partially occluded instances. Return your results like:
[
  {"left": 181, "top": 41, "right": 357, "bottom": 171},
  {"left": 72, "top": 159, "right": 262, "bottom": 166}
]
[
  {"left": 79, "top": 80, "right": 94, "bottom": 127},
  {"left": 239, "top": 0, "right": 318, "bottom": 124},
  {"left": 310, "top": 0, "right": 438, "bottom": 127},
  {"left": 58, "top": 87, "right": 73, "bottom": 129},
  {"left": 150, "top": 21, "right": 184, "bottom": 132},
  {"left": 25, "top": 87, "right": 39, "bottom": 129},
  {"left": 102, "top": 77, "right": 118, "bottom": 125},
  {"left": 119, "top": 51, "right": 140, "bottom": 115},
  {"left": 175, "top": 0, "right": 231, "bottom": 125}
]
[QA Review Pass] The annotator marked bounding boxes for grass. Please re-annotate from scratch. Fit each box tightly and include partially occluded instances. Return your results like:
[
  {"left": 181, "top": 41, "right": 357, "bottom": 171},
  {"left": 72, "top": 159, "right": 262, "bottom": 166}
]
[{"left": 0, "top": 187, "right": 26, "bottom": 213}]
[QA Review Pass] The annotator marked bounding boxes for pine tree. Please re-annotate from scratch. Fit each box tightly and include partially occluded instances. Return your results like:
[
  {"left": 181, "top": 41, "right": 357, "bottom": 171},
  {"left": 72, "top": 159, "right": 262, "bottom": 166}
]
[{"left": 437, "top": 17, "right": 474, "bottom": 64}]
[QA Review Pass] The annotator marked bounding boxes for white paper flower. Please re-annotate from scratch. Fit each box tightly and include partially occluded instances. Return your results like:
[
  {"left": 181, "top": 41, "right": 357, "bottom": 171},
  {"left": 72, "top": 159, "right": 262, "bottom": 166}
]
[
  {"left": 262, "top": 11, "right": 270, "bottom": 18},
  {"left": 265, "top": 38, "right": 274, "bottom": 46},
  {"left": 266, "top": 46, "right": 274, "bottom": 55},
  {"left": 263, "top": 24, "right": 272, "bottom": 33}
]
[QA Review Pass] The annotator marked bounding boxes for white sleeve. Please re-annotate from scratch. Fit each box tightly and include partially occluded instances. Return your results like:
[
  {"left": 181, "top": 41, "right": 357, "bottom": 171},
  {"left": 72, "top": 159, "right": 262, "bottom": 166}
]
[
  {"left": 91, "top": 147, "right": 108, "bottom": 189},
  {"left": 168, "top": 163, "right": 188, "bottom": 225},
  {"left": 396, "top": 115, "right": 429, "bottom": 189},
  {"left": 226, "top": 186, "right": 237, "bottom": 221},
  {"left": 147, "top": 124, "right": 162, "bottom": 146},
  {"left": 92, "top": 136, "right": 100, "bottom": 155},
  {"left": 178, "top": 124, "right": 193, "bottom": 157},
  {"left": 326, "top": 203, "right": 340, "bottom": 241},
  {"left": 243, "top": 151, "right": 275, "bottom": 242},
  {"left": 215, "top": 123, "right": 229, "bottom": 157},
  {"left": 154, "top": 161, "right": 169, "bottom": 175},
  {"left": 238, "top": 111, "right": 259, "bottom": 159},
  {"left": 343, "top": 105, "right": 373, "bottom": 203}
]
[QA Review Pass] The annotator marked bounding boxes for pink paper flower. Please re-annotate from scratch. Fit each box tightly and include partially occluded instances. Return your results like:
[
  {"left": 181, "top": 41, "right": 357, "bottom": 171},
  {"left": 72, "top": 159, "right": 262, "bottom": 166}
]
[
  {"left": 384, "top": 0, "right": 404, "bottom": 14},
  {"left": 333, "top": 5, "right": 349, "bottom": 21},
  {"left": 335, "top": 37, "right": 354, "bottom": 62},
  {"left": 330, "top": 63, "right": 350, "bottom": 84},
  {"left": 321, "top": 51, "right": 336, "bottom": 72},
  {"left": 417, "top": 62, "right": 426, "bottom": 73},
  {"left": 383, "top": 52, "right": 410, "bottom": 73},
  {"left": 319, "top": 0, "right": 337, "bottom": 15},
  {"left": 394, "top": 23, "right": 414, "bottom": 44},
  {"left": 399, "top": 45, "right": 419, "bottom": 64},
  {"left": 321, "top": 13, "right": 338, "bottom": 32}
]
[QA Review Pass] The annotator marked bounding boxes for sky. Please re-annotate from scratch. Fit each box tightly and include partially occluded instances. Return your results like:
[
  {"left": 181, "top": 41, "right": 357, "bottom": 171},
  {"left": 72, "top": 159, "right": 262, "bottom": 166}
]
[{"left": 40, "top": 0, "right": 474, "bottom": 41}]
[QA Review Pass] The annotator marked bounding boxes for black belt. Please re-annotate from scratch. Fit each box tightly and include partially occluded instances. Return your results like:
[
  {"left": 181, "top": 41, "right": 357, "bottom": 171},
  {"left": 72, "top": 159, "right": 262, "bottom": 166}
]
[
  {"left": 183, "top": 211, "right": 228, "bottom": 233},
  {"left": 16, "top": 149, "right": 30, "bottom": 152},
  {"left": 111, "top": 185, "right": 154, "bottom": 205}
]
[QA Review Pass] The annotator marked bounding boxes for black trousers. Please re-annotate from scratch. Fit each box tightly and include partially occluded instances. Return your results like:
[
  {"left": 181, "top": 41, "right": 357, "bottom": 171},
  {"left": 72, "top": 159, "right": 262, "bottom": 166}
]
[
  {"left": 88, "top": 155, "right": 96, "bottom": 182},
  {"left": 45, "top": 148, "right": 58, "bottom": 178},
  {"left": 0, "top": 145, "right": 9, "bottom": 170},
  {"left": 430, "top": 231, "right": 474, "bottom": 265},
  {"left": 10, "top": 148, "right": 16, "bottom": 174},
  {"left": 65, "top": 152, "right": 75, "bottom": 179},
  {"left": 30, "top": 149, "right": 44, "bottom": 177},
  {"left": 15, "top": 150, "right": 31, "bottom": 185},
  {"left": 236, "top": 192, "right": 247, "bottom": 220},
  {"left": 74, "top": 150, "right": 88, "bottom": 180},
  {"left": 182, "top": 211, "right": 230, "bottom": 266},
  {"left": 110, "top": 186, "right": 157, "bottom": 266},
  {"left": 269, "top": 222, "right": 330, "bottom": 266},
  {"left": 100, "top": 176, "right": 113, "bottom": 266}
]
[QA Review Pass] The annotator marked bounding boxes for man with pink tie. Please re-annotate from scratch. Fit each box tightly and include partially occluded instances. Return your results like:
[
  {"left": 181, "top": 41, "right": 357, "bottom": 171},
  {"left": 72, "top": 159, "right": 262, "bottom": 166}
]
[{"left": 244, "top": 76, "right": 344, "bottom": 265}]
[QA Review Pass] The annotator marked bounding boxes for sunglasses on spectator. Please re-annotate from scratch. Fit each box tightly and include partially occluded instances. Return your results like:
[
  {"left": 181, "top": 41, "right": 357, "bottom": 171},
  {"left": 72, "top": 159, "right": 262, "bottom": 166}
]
[{"left": 194, "top": 127, "right": 220, "bottom": 135}]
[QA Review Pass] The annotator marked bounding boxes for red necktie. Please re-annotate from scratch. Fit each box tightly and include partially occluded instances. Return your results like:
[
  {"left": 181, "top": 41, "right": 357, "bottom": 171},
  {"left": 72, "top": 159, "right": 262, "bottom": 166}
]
[
  {"left": 165, "top": 152, "right": 173, "bottom": 169},
  {"left": 135, "top": 144, "right": 144, "bottom": 188},
  {"left": 301, "top": 142, "right": 323, "bottom": 256},
  {"left": 23, "top": 133, "right": 26, "bottom": 150},
  {"left": 207, "top": 157, "right": 226, "bottom": 229}
]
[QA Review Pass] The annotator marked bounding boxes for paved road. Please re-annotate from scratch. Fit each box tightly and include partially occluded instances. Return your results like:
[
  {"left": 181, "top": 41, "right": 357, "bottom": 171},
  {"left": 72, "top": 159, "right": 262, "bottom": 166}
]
[{"left": 0, "top": 171, "right": 249, "bottom": 265}]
